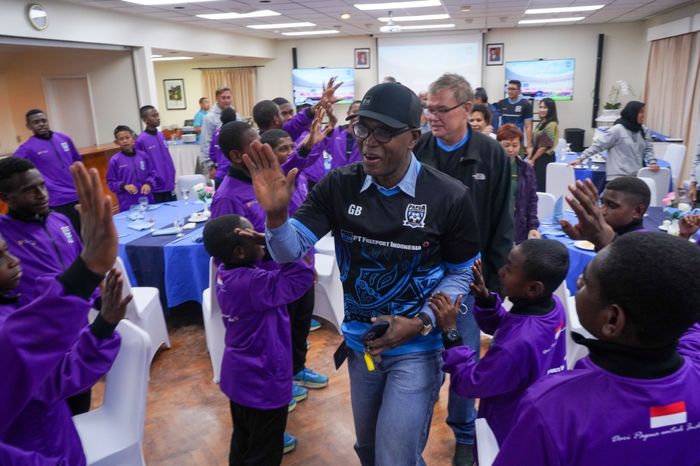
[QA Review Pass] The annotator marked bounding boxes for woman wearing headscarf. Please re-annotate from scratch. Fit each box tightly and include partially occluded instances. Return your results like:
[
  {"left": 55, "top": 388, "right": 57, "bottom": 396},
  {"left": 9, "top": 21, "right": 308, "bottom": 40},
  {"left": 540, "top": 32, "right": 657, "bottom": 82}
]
[
  {"left": 572, "top": 101, "right": 659, "bottom": 180},
  {"left": 530, "top": 97, "right": 559, "bottom": 191}
]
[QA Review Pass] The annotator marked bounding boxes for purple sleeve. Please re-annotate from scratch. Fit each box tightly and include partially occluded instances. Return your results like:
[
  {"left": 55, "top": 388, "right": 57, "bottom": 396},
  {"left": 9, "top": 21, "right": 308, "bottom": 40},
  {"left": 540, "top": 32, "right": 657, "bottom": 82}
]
[
  {"left": 241, "top": 261, "right": 314, "bottom": 313},
  {"left": 442, "top": 339, "right": 526, "bottom": 399},
  {"left": 493, "top": 398, "right": 562, "bottom": 466},
  {"left": 283, "top": 109, "right": 314, "bottom": 142},
  {"left": 33, "top": 326, "right": 120, "bottom": 404},
  {"left": 282, "top": 143, "right": 324, "bottom": 174},
  {"left": 105, "top": 157, "right": 122, "bottom": 193},
  {"left": 209, "top": 130, "right": 220, "bottom": 163},
  {"left": 68, "top": 137, "right": 82, "bottom": 163},
  {"left": 145, "top": 154, "right": 157, "bottom": 188},
  {"left": 13, "top": 143, "right": 30, "bottom": 159},
  {"left": 678, "top": 323, "right": 700, "bottom": 359},
  {"left": 473, "top": 292, "right": 508, "bottom": 335},
  {"left": 134, "top": 138, "right": 145, "bottom": 153},
  {"left": 0, "top": 278, "right": 92, "bottom": 433}
]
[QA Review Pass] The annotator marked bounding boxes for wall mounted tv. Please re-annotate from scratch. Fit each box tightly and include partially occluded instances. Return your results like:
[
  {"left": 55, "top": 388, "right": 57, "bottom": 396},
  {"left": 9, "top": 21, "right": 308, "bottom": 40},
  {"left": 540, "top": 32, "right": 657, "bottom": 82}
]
[
  {"left": 292, "top": 68, "right": 355, "bottom": 106},
  {"left": 504, "top": 59, "right": 575, "bottom": 101}
]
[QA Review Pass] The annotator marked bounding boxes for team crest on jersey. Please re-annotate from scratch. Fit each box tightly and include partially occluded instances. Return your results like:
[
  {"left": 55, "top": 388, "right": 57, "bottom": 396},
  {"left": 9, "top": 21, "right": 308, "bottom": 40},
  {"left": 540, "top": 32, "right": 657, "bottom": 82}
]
[
  {"left": 61, "top": 142, "right": 70, "bottom": 152},
  {"left": 515, "top": 105, "right": 522, "bottom": 112},
  {"left": 140, "top": 160, "right": 146, "bottom": 171},
  {"left": 60, "top": 226, "right": 75, "bottom": 244},
  {"left": 403, "top": 204, "right": 427, "bottom": 229}
]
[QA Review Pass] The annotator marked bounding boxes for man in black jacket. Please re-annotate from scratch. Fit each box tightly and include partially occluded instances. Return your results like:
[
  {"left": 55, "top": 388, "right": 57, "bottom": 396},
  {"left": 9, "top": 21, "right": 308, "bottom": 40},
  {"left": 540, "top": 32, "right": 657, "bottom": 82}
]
[{"left": 415, "top": 73, "right": 513, "bottom": 466}]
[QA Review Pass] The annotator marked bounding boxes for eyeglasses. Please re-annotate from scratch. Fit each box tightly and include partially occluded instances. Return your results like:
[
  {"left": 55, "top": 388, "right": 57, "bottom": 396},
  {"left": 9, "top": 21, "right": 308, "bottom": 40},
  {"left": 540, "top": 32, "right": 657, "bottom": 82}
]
[
  {"left": 425, "top": 102, "right": 466, "bottom": 116},
  {"left": 352, "top": 122, "right": 411, "bottom": 144}
]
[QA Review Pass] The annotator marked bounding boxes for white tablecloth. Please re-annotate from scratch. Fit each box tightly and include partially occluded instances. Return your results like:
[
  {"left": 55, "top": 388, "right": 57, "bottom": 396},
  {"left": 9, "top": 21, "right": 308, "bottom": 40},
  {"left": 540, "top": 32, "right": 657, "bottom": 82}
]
[{"left": 168, "top": 143, "right": 199, "bottom": 178}]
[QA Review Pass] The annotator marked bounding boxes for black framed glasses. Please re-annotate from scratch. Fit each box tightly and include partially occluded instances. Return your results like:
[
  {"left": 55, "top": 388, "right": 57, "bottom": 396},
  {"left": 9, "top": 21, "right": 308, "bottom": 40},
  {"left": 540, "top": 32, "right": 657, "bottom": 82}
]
[
  {"left": 352, "top": 122, "right": 411, "bottom": 144},
  {"left": 425, "top": 102, "right": 466, "bottom": 116}
]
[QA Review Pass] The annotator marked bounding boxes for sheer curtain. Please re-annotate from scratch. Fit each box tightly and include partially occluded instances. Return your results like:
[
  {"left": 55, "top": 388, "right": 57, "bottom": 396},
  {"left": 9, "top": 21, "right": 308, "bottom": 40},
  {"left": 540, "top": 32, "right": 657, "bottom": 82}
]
[{"left": 201, "top": 67, "right": 256, "bottom": 117}]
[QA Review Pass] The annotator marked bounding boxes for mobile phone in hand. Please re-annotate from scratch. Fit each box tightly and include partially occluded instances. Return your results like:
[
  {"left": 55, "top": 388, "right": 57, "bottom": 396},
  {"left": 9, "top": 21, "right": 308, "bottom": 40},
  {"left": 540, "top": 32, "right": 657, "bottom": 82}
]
[{"left": 362, "top": 320, "right": 390, "bottom": 343}]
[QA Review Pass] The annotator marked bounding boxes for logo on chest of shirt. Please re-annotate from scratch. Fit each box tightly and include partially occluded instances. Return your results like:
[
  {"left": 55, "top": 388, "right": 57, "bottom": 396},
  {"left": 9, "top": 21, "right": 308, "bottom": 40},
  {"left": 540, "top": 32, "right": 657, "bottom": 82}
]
[
  {"left": 60, "top": 226, "right": 75, "bottom": 244},
  {"left": 61, "top": 142, "right": 70, "bottom": 152},
  {"left": 514, "top": 105, "right": 522, "bottom": 113},
  {"left": 403, "top": 204, "right": 427, "bottom": 229},
  {"left": 348, "top": 204, "right": 363, "bottom": 216},
  {"left": 37, "top": 150, "right": 49, "bottom": 155},
  {"left": 473, "top": 173, "right": 486, "bottom": 181}
]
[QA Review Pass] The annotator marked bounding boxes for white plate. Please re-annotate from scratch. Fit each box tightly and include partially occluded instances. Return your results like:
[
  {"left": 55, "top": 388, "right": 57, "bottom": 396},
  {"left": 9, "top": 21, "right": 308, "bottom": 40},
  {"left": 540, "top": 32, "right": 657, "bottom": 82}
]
[
  {"left": 591, "top": 157, "right": 606, "bottom": 163},
  {"left": 574, "top": 240, "right": 595, "bottom": 251},
  {"left": 188, "top": 214, "right": 208, "bottom": 223}
]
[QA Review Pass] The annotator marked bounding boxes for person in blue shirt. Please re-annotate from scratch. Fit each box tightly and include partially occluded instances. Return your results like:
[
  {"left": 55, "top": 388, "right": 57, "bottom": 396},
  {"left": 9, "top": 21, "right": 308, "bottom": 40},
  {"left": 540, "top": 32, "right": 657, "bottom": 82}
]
[
  {"left": 193, "top": 97, "right": 210, "bottom": 141},
  {"left": 497, "top": 80, "right": 533, "bottom": 157}
]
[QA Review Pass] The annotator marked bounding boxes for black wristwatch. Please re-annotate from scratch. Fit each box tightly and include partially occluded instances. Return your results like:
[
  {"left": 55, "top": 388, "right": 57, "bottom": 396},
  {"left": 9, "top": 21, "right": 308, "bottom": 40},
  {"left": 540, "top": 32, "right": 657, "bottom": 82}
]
[
  {"left": 416, "top": 312, "right": 434, "bottom": 336},
  {"left": 442, "top": 328, "right": 463, "bottom": 348}
]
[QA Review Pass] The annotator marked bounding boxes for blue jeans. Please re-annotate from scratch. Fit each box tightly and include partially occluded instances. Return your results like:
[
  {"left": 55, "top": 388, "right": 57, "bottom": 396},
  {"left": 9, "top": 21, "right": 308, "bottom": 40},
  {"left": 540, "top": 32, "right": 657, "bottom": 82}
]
[
  {"left": 447, "top": 294, "right": 480, "bottom": 445},
  {"left": 347, "top": 349, "right": 443, "bottom": 466}
]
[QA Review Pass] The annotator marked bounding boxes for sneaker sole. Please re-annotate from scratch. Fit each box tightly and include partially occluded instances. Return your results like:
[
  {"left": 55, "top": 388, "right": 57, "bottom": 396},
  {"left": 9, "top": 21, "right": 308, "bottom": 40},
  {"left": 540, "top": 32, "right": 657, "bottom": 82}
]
[
  {"left": 294, "top": 380, "right": 328, "bottom": 389},
  {"left": 293, "top": 391, "right": 308, "bottom": 402},
  {"left": 283, "top": 442, "right": 297, "bottom": 454},
  {"left": 288, "top": 400, "right": 297, "bottom": 413}
]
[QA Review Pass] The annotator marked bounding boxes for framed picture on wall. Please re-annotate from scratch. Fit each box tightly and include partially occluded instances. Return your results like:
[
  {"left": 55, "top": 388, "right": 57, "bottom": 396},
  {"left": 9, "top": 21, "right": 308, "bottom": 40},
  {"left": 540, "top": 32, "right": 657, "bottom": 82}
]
[
  {"left": 164, "top": 78, "right": 186, "bottom": 110},
  {"left": 354, "top": 48, "right": 370, "bottom": 69},
  {"left": 486, "top": 43, "right": 504, "bottom": 66}
]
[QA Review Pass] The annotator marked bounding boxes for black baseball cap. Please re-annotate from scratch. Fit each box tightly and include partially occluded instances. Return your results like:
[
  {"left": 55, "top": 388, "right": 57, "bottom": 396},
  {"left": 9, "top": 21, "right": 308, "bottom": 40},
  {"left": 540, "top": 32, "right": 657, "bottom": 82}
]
[{"left": 356, "top": 82, "right": 421, "bottom": 129}]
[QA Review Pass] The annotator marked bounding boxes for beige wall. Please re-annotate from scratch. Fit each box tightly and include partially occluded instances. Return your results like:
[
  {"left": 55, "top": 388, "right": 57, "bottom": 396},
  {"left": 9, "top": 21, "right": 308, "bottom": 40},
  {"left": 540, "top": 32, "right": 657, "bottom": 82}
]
[
  {"left": 483, "top": 22, "right": 648, "bottom": 146},
  {"left": 0, "top": 47, "right": 141, "bottom": 153}
]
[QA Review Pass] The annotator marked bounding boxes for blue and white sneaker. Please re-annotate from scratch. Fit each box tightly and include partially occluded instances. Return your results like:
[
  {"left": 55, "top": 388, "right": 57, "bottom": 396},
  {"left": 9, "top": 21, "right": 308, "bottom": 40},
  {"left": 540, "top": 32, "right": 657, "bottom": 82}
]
[
  {"left": 292, "top": 383, "right": 308, "bottom": 402},
  {"left": 283, "top": 432, "right": 297, "bottom": 454},
  {"left": 288, "top": 397, "right": 297, "bottom": 413},
  {"left": 309, "top": 318, "right": 321, "bottom": 332},
  {"left": 294, "top": 367, "right": 328, "bottom": 389}
]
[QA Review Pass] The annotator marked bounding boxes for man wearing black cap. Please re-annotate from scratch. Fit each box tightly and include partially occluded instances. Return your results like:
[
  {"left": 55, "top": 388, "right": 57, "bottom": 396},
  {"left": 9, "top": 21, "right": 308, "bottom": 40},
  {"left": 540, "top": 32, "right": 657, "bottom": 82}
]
[{"left": 243, "top": 82, "right": 481, "bottom": 466}]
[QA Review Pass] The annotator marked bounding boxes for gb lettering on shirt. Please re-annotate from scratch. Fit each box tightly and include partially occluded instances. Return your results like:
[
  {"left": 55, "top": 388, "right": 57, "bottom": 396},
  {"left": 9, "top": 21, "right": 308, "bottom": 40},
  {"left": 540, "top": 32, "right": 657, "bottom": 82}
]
[
  {"left": 61, "top": 142, "right": 70, "bottom": 152},
  {"left": 348, "top": 204, "right": 363, "bottom": 216},
  {"left": 60, "top": 226, "right": 75, "bottom": 244}
]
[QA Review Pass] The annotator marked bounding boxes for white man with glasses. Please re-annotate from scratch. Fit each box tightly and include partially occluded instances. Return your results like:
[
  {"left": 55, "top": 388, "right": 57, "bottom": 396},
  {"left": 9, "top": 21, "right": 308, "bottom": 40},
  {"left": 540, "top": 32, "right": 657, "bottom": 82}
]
[
  {"left": 414, "top": 72, "right": 513, "bottom": 466},
  {"left": 243, "top": 82, "right": 480, "bottom": 466}
]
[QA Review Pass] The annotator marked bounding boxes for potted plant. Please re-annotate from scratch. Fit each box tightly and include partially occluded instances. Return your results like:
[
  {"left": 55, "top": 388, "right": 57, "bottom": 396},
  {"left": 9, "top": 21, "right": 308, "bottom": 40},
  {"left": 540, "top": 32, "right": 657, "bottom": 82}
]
[{"left": 596, "top": 81, "right": 634, "bottom": 128}]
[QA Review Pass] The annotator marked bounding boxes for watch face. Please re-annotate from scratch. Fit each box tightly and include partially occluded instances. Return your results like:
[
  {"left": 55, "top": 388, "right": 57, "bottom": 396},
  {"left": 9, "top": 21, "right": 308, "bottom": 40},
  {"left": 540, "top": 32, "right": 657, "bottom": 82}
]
[{"left": 445, "top": 329, "right": 460, "bottom": 342}]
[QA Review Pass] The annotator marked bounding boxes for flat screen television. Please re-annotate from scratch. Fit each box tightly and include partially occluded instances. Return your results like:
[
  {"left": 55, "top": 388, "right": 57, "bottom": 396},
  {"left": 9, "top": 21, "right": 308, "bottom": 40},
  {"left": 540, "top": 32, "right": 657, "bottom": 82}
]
[
  {"left": 292, "top": 68, "right": 355, "bottom": 106},
  {"left": 504, "top": 59, "right": 575, "bottom": 101}
]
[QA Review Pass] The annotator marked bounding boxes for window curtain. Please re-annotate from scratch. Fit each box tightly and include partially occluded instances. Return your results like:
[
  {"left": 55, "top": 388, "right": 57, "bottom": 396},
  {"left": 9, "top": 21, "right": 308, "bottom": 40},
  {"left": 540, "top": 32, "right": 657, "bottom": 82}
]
[
  {"left": 644, "top": 32, "right": 700, "bottom": 184},
  {"left": 201, "top": 67, "right": 256, "bottom": 118}
]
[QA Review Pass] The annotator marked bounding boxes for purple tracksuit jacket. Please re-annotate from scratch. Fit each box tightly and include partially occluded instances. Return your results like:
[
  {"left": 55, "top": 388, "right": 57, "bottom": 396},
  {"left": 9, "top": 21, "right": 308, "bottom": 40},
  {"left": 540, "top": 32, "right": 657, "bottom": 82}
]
[
  {"left": 106, "top": 150, "right": 156, "bottom": 212},
  {"left": 513, "top": 156, "right": 539, "bottom": 244},
  {"left": 0, "top": 259, "right": 112, "bottom": 464},
  {"left": 324, "top": 125, "right": 361, "bottom": 170},
  {"left": 13, "top": 132, "right": 81, "bottom": 207},
  {"left": 283, "top": 108, "right": 314, "bottom": 143},
  {"left": 0, "top": 212, "right": 83, "bottom": 307},
  {"left": 494, "top": 334, "right": 700, "bottom": 466},
  {"left": 442, "top": 293, "right": 567, "bottom": 445},
  {"left": 209, "top": 128, "right": 231, "bottom": 182},
  {"left": 135, "top": 130, "right": 176, "bottom": 194},
  {"left": 217, "top": 259, "right": 314, "bottom": 409}
]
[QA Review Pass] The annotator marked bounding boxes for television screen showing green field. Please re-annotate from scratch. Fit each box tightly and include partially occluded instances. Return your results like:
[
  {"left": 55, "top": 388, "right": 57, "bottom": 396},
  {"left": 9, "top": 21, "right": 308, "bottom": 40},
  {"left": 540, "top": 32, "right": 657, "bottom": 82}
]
[{"left": 505, "top": 59, "right": 575, "bottom": 101}]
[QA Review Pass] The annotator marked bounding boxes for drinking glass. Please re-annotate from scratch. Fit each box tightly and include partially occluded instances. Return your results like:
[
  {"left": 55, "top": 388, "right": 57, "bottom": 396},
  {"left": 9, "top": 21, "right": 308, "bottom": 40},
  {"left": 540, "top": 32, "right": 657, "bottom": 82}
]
[
  {"left": 138, "top": 196, "right": 148, "bottom": 213},
  {"left": 174, "top": 218, "right": 184, "bottom": 237},
  {"left": 182, "top": 189, "right": 190, "bottom": 204},
  {"left": 147, "top": 215, "right": 156, "bottom": 232}
]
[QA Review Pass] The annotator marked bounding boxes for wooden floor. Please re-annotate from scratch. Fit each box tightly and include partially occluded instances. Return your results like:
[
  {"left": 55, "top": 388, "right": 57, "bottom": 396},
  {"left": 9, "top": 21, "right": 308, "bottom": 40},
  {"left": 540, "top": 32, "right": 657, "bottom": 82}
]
[{"left": 94, "top": 305, "right": 466, "bottom": 466}]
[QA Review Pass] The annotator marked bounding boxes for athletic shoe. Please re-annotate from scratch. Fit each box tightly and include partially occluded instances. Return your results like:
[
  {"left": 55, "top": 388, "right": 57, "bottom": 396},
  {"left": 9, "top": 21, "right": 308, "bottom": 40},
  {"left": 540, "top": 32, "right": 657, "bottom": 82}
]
[
  {"left": 288, "top": 398, "right": 297, "bottom": 413},
  {"left": 283, "top": 432, "right": 297, "bottom": 454},
  {"left": 309, "top": 318, "right": 321, "bottom": 331},
  {"left": 294, "top": 367, "right": 328, "bottom": 389},
  {"left": 292, "top": 383, "right": 308, "bottom": 402}
]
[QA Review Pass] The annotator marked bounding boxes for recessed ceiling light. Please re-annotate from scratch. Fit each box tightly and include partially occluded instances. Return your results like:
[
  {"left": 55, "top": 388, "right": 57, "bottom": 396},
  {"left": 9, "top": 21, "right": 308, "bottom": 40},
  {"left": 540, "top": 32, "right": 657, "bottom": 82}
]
[
  {"left": 378, "top": 13, "right": 449, "bottom": 22},
  {"left": 122, "top": 0, "right": 214, "bottom": 5},
  {"left": 518, "top": 16, "right": 585, "bottom": 24},
  {"left": 247, "top": 22, "right": 315, "bottom": 29},
  {"left": 197, "top": 10, "right": 280, "bottom": 20},
  {"left": 525, "top": 5, "right": 604, "bottom": 15},
  {"left": 460, "top": 5, "right": 470, "bottom": 12},
  {"left": 354, "top": 0, "right": 441, "bottom": 11},
  {"left": 152, "top": 56, "right": 194, "bottom": 61},
  {"left": 281, "top": 30, "right": 340, "bottom": 36},
  {"left": 341, "top": 12, "right": 351, "bottom": 19},
  {"left": 398, "top": 23, "right": 455, "bottom": 30}
]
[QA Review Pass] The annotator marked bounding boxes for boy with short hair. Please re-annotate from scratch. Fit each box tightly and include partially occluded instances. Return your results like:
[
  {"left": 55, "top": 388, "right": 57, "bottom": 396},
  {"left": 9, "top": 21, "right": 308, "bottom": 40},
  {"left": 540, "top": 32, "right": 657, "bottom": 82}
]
[
  {"left": 202, "top": 215, "right": 314, "bottom": 465},
  {"left": 494, "top": 232, "right": 700, "bottom": 466},
  {"left": 135, "top": 105, "right": 176, "bottom": 203},
  {"left": 107, "top": 125, "right": 155, "bottom": 211},
  {"left": 431, "top": 239, "right": 569, "bottom": 445}
]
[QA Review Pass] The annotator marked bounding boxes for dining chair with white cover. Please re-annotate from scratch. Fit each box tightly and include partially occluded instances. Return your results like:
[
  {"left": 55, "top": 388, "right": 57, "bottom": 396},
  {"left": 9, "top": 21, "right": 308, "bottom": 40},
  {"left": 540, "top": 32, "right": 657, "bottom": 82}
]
[
  {"left": 638, "top": 167, "right": 670, "bottom": 208},
  {"left": 201, "top": 257, "right": 226, "bottom": 383}
]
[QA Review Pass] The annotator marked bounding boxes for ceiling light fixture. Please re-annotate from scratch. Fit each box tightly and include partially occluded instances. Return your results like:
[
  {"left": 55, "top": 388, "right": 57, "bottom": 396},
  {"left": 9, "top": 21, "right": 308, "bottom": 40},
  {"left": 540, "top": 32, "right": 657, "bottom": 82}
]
[
  {"left": 281, "top": 30, "right": 340, "bottom": 36},
  {"left": 399, "top": 23, "right": 455, "bottom": 29},
  {"left": 151, "top": 54, "right": 163, "bottom": 58},
  {"left": 341, "top": 12, "right": 351, "bottom": 19},
  {"left": 518, "top": 16, "right": 585, "bottom": 24},
  {"left": 197, "top": 10, "right": 280, "bottom": 20},
  {"left": 122, "top": 0, "right": 214, "bottom": 5},
  {"left": 378, "top": 13, "right": 449, "bottom": 22},
  {"left": 525, "top": 5, "right": 604, "bottom": 14},
  {"left": 152, "top": 56, "right": 194, "bottom": 61},
  {"left": 247, "top": 22, "right": 315, "bottom": 29},
  {"left": 460, "top": 5, "right": 470, "bottom": 12},
  {"left": 379, "top": 11, "right": 402, "bottom": 32},
  {"left": 354, "top": 0, "right": 441, "bottom": 11}
]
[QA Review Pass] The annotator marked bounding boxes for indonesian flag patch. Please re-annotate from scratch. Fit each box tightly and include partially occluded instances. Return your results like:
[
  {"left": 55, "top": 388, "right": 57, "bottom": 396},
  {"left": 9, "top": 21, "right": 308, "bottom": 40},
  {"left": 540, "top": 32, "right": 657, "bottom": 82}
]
[{"left": 649, "top": 401, "right": 687, "bottom": 429}]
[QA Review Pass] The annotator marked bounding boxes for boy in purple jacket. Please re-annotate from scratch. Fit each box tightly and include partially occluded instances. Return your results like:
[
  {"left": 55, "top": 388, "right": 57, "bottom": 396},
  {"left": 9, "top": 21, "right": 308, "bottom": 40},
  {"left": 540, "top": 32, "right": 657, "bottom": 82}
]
[
  {"left": 209, "top": 107, "right": 237, "bottom": 187},
  {"left": 203, "top": 215, "right": 314, "bottom": 465},
  {"left": 135, "top": 105, "right": 176, "bottom": 203},
  {"left": 107, "top": 125, "right": 155, "bottom": 211},
  {"left": 431, "top": 239, "right": 569, "bottom": 447},
  {"left": 323, "top": 100, "right": 362, "bottom": 170},
  {"left": 495, "top": 232, "right": 700, "bottom": 466},
  {"left": 14, "top": 109, "right": 82, "bottom": 232}
]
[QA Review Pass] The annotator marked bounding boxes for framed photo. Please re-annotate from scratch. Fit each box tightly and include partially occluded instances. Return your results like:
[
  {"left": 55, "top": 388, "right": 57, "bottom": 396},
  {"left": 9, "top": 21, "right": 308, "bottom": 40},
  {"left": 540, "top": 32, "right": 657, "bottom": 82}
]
[
  {"left": 486, "top": 43, "right": 504, "bottom": 66},
  {"left": 163, "top": 78, "right": 186, "bottom": 110},
  {"left": 354, "top": 48, "right": 370, "bottom": 69}
]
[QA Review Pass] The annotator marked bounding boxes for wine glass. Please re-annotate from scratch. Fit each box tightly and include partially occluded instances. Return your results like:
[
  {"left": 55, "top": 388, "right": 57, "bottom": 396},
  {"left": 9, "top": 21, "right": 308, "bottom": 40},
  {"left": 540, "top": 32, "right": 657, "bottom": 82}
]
[
  {"left": 138, "top": 196, "right": 148, "bottom": 214},
  {"left": 181, "top": 188, "right": 190, "bottom": 204},
  {"left": 147, "top": 215, "right": 156, "bottom": 232},
  {"left": 174, "top": 218, "right": 184, "bottom": 237}
]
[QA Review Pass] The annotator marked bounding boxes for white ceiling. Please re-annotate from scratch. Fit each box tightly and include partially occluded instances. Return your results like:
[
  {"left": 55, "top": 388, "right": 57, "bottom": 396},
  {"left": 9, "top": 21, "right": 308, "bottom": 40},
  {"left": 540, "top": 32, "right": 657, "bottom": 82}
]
[{"left": 62, "top": 0, "right": 692, "bottom": 40}]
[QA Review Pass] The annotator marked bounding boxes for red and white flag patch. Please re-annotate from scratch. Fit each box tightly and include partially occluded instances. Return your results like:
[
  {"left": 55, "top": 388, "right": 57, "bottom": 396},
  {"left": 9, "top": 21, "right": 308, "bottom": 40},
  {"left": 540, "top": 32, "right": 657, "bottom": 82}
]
[{"left": 649, "top": 401, "right": 687, "bottom": 429}]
